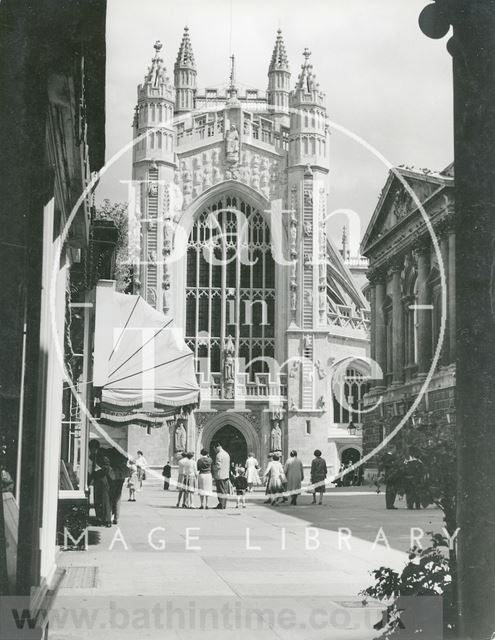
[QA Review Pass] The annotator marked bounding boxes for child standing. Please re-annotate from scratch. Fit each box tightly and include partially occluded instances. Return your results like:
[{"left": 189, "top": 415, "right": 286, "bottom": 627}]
[
  {"left": 233, "top": 467, "right": 248, "bottom": 508},
  {"left": 127, "top": 463, "right": 138, "bottom": 502}
]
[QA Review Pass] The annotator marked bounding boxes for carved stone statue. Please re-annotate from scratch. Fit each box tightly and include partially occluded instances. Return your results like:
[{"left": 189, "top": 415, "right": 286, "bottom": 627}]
[
  {"left": 289, "top": 361, "right": 299, "bottom": 378},
  {"left": 290, "top": 280, "right": 297, "bottom": 311},
  {"left": 315, "top": 359, "right": 327, "bottom": 379},
  {"left": 223, "top": 335, "right": 235, "bottom": 382},
  {"left": 225, "top": 124, "right": 240, "bottom": 158},
  {"left": 163, "top": 216, "right": 173, "bottom": 254},
  {"left": 270, "top": 422, "right": 282, "bottom": 452},
  {"left": 304, "top": 188, "right": 313, "bottom": 206},
  {"left": 174, "top": 422, "right": 187, "bottom": 452}
]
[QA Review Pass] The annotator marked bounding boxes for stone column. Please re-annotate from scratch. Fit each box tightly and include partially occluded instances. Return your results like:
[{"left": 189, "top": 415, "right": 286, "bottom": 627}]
[
  {"left": 391, "top": 259, "right": 404, "bottom": 386},
  {"left": 375, "top": 274, "right": 387, "bottom": 389},
  {"left": 369, "top": 279, "right": 376, "bottom": 364},
  {"left": 416, "top": 244, "right": 431, "bottom": 378},
  {"left": 439, "top": 230, "right": 450, "bottom": 366}
]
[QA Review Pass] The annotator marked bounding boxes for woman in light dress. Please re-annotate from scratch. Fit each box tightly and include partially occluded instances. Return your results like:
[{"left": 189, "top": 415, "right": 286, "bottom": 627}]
[
  {"left": 264, "top": 454, "right": 285, "bottom": 506},
  {"left": 245, "top": 452, "right": 261, "bottom": 491},
  {"left": 182, "top": 452, "right": 197, "bottom": 509},
  {"left": 135, "top": 450, "right": 147, "bottom": 491},
  {"left": 197, "top": 448, "right": 213, "bottom": 509}
]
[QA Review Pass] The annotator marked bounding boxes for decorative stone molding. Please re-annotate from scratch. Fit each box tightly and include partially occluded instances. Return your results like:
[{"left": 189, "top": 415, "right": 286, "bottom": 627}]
[
  {"left": 367, "top": 266, "right": 387, "bottom": 285},
  {"left": 412, "top": 234, "right": 430, "bottom": 256},
  {"left": 315, "top": 359, "right": 327, "bottom": 379},
  {"left": 387, "top": 254, "right": 404, "bottom": 275},
  {"left": 289, "top": 360, "right": 300, "bottom": 378},
  {"left": 392, "top": 186, "right": 411, "bottom": 220},
  {"left": 244, "top": 410, "right": 262, "bottom": 433},
  {"left": 194, "top": 411, "right": 214, "bottom": 433},
  {"left": 176, "top": 147, "right": 286, "bottom": 208}
]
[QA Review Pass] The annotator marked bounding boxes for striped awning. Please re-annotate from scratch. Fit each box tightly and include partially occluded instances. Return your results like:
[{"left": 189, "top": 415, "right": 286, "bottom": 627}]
[{"left": 94, "top": 283, "right": 199, "bottom": 425}]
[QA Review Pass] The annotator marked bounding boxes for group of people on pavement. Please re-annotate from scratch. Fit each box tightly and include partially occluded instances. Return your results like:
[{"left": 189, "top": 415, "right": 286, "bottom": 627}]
[
  {"left": 379, "top": 446, "right": 429, "bottom": 510},
  {"left": 263, "top": 449, "right": 329, "bottom": 505},
  {"left": 88, "top": 439, "right": 331, "bottom": 520},
  {"left": 170, "top": 445, "right": 329, "bottom": 509}
]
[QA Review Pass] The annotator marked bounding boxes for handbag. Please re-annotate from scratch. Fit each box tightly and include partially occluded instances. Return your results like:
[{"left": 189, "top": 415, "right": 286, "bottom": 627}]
[{"left": 280, "top": 472, "right": 287, "bottom": 485}]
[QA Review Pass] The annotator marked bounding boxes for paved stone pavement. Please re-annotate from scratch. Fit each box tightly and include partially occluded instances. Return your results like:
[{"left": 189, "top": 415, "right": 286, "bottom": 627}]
[{"left": 51, "top": 481, "right": 444, "bottom": 640}]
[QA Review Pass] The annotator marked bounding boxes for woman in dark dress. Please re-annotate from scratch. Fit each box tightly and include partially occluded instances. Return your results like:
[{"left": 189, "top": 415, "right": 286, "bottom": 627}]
[
  {"left": 197, "top": 448, "right": 213, "bottom": 509},
  {"left": 88, "top": 440, "right": 112, "bottom": 526},
  {"left": 310, "top": 449, "right": 327, "bottom": 505}
]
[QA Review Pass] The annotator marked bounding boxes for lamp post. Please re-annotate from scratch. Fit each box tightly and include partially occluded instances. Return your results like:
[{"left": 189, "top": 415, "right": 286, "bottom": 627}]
[{"left": 420, "top": 3, "right": 495, "bottom": 638}]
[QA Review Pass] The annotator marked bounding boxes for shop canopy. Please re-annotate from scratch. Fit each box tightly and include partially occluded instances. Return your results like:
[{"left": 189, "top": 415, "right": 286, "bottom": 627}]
[{"left": 94, "top": 283, "right": 199, "bottom": 426}]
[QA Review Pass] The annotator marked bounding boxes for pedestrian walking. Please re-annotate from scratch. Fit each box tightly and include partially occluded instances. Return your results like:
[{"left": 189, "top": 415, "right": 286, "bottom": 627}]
[
  {"left": 162, "top": 461, "right": 171, "bottom": 490},
  {"left": 284, "top": 450, "right": 304, "bottom": 505},
  {"left": 212, "top": 441, "right": 230, "bottom": 509},
  {"left": 263, "top": 453, "right": 274, "bottom": 503},
  {"left": 378, "top": 449, "right": 399, "bottom": 509},
  {"left": 135, "top": 450, "right": 147, "bottom": 490},
  {"left": 245, "top": 453, "right": 261, "bottom": 491},
  {"left": 310, "top": 449, "right": 327, "bottom": 505},
  {"left": 127, "top": 463, "right": 138, "bottom": 501},
  {"left": 88, "top": 439, "right": 112, "bottom": 527},
  {"left": 176, "top": 452, "right": 188, "bottom": 508},
  {"left": 264, "top": 454, "right": 285, "bottom": 506},
  {"left": 108, "top": 447, "right": 128, "bottom": 525},
  {"left": 233, "top": 467, "right": 248, "bottom": 508},
  {"left": 404, "top": 447, "right": 425, "bottom": 510},
  {"left": 197, "top": 448, "right": 213, "bottom": 509},
  {"left": 182, "top": 452, "right": 197, "bottom": 509}
]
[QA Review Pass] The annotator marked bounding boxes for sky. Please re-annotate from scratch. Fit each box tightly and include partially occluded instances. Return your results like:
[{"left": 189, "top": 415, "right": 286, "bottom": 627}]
[{"left": 98, "top": 0, "right": 453, "bottom": 254}]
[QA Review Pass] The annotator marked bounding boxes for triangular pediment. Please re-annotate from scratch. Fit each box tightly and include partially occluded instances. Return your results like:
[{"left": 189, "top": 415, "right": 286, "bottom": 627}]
[{"left": 361, "top": 167, "right": 452, "bottom": 254}]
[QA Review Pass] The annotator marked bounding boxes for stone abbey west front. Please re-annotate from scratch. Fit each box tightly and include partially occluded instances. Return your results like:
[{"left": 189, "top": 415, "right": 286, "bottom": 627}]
[{"left": 127, "top": 29, "right": 370, "bottom": 473}]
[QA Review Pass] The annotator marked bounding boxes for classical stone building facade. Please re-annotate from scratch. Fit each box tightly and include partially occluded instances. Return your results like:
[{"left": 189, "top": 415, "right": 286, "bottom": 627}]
[
  {"left": 361, "top": 164, "right": 455, "bottom": 478},
  {"left": 128, "top": 29, "right": 370, "bottom": 473}
]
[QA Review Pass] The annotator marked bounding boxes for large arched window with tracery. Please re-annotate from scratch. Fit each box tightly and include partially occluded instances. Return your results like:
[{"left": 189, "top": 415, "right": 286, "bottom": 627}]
[
  {"left": 185, "top": 195, "right": 275, "bottom": 381},
  {"left": 332, "top": 366, "right": 370, "bottom": 424}
]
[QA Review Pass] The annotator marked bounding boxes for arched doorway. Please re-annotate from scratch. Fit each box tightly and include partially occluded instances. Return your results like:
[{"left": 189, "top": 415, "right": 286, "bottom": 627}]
[
  {"left": 340, "top": 447, "right": 363, "bottom": 486},
  {"left": 341, "top": 447, "right": 361, "bottom": 465},
  {"left": 209, "top": 425, "right": 248, "bottom": 467}
]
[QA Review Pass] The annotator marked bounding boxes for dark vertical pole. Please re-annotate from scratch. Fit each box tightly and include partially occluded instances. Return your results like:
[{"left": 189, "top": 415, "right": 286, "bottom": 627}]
[
  {"left": 453, "top": 5, "right": 495, "bottom": 637},
  {"left": 420, "top": 2, "right": 495, "bottom": 638}
]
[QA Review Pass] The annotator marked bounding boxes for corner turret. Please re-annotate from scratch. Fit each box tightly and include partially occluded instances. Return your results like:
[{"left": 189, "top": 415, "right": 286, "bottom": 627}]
[{"left": 174, "top": 26, "right": 197, "bottom": 114}]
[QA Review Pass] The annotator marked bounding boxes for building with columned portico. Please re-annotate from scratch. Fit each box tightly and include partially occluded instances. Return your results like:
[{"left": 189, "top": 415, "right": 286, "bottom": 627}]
[
  {"left": 361, "top": 164, "right": 455, "bottom": 478},
  {"left": 124, "top": 28, "right": 371, "bottom": 475}
]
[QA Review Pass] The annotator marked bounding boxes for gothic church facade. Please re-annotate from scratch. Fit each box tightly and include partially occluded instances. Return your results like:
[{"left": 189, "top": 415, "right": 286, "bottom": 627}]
[{"left": 130, "top": 28, "right": 370, "bottom": 473}]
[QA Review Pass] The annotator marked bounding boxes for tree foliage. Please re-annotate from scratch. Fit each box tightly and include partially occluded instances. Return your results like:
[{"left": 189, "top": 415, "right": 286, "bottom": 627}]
[
  {"left": 370, "top": 417, "right": 458, "bottom": 637},
  {"left": 361, "top": 534, "right": 455, "bottom": 638},
  {"left": 95, "top": 199, "right": 133, "bottom": 293}
]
